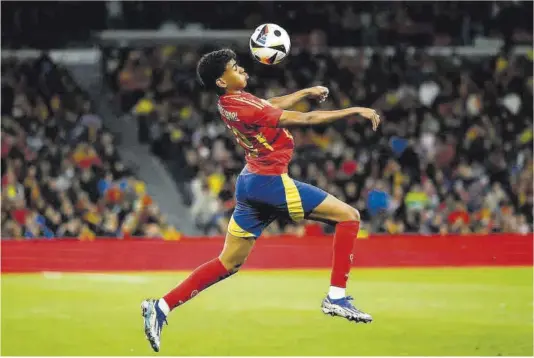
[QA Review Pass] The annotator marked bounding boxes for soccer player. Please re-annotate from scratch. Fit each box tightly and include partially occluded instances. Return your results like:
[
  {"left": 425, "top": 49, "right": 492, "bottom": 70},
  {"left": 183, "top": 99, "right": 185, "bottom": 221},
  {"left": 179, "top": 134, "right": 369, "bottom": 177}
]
[{"left": 142, "top": 49, "right": 381, "bottom": 352}]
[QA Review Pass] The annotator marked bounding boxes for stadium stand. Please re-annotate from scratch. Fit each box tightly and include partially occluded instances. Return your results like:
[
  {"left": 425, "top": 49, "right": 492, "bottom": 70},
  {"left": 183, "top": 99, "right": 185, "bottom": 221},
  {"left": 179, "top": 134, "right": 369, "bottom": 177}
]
[
  {"left": 1, "top": 55, "right": 180, "bottom": 240},
  {"left": 2, "top": 1, "right": 532, "bottom": 237},
  {"left": 3, "top": 2, "right": 532, "bottom": 48},
  {"left": 103, "top": 44, "right": 533, "bottom": 236}
]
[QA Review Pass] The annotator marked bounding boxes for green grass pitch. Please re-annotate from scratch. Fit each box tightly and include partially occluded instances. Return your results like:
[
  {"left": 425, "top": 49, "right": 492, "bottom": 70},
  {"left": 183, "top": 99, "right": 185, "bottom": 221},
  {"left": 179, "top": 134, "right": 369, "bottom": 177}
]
[{"left": 1, "top": 267, "right": 532, "bottom": 356}]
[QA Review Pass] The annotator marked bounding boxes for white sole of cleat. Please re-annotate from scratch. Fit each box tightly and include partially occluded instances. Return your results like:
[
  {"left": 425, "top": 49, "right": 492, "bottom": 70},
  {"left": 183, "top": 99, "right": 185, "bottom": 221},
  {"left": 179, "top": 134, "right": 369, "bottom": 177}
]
[
  {"left": 141, "top": 300, "right": 160, "bottom": 353},
  {"left": 321, "top": 305, "right": 373, "bottom": 324}
]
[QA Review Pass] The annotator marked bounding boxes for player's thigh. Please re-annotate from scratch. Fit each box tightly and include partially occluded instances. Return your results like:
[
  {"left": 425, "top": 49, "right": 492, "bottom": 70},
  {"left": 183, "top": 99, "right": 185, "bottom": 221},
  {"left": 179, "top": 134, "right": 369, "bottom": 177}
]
[
  {"left": 219, "top": 232, "right": 256, "bottom": 272},
  {"left": 231, "top": 170, "right": 277, "bottom": 239},
  {"left": 307, "top": 193, "right": 360, "bottom": 225},
  {"left": 229, "top": 199, "right": 275, "bottom": 239},
  {"left": 278, "top": 175, "right": 330, "bottom": 222}
]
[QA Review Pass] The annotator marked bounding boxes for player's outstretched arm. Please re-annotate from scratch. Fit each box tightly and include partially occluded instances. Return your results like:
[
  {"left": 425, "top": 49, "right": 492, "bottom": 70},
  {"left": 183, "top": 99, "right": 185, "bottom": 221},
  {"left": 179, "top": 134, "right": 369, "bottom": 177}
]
[
  {"left": 278, "top": 107, "right": 381, "bottom": 131},
  {"left": 268, "top": 86, "right": 329, "bottom": 110}
]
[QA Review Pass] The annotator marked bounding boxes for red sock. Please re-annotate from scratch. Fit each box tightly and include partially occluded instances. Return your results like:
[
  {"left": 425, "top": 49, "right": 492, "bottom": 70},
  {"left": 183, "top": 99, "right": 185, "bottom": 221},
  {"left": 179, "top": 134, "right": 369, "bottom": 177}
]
[
  {"left": 163, "top": 258, "right": 231, "bottom": 310},
  {"left": 330, "top": 221, "right": 359, "bottom": 288}
]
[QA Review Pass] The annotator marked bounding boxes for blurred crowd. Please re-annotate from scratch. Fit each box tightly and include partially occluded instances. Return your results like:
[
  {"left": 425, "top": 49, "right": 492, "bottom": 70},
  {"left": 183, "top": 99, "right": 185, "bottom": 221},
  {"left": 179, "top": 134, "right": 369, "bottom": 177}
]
[
  {"left": 105, "top": 42, "right": 533, "bottom": 236},
  {"left": 1, "top": 55, "right": 180, "bottom": 240},
  {"left": 147, "top": 1, "right": 533, "bottom": 47},
  {"left": 4, "top": 1, "right": 530, "bottom": 238},
  {"left": 3, "top": 2, "right": 532, "bottom": 49}
]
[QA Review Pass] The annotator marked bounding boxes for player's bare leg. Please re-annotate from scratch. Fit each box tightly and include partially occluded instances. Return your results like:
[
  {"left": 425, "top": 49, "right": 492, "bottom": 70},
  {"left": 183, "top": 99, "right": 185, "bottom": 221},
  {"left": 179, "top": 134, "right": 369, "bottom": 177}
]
[
  {"left": 219, "top": 233, "right": 256, "bottom": 272},
  {"left": 141, "top": 233, "right": 255, "bottom": 352},
  {"left": 308, "top": 194, "right": 373, "bottom": 323}
]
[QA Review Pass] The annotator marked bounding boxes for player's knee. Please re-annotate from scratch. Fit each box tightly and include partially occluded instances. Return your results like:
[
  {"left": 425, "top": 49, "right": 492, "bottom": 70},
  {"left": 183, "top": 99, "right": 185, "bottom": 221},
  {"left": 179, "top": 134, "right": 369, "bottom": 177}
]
[
  {"left": 228, "top": 263, "right": 243, "bottom": 274},
  {"left": 219, "top": 253, "right": 247, "bottom": 273},
  {"left": 224, "top": 261, "right": 244, "bottom": 275},
  {"left": 339, "top": 206, "right": 360, "bottom": 222},
  {"left": 219, "top": 234, "right": 254, "bottom": 272}
]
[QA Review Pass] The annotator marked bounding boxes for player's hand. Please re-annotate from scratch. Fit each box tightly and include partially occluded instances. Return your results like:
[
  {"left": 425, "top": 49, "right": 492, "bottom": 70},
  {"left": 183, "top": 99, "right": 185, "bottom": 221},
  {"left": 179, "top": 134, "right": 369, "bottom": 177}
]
[
  {"left": 357, "top": 108, "right": 381, "bottom": 131},
  {"left": 307, "top": 86, "right": 329, "bottom": 103}
]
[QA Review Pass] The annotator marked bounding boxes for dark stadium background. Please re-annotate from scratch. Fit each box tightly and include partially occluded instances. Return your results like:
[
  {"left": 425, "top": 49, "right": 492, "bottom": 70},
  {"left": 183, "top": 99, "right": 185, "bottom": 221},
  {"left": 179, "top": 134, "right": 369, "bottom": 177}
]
[
  {"left": 2, "top": 1, "right": 532, "bottom": 238},
  {"left": 1, "top": 1, "right": 533, "bottom": 356}
]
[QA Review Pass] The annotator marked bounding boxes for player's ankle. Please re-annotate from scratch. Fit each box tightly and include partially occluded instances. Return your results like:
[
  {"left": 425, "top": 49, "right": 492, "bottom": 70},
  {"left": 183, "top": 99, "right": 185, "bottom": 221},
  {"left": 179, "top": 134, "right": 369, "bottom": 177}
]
[
  {"left": 328, "top": 286, "right": 346, "bottom": 299},
  {"left": 158, "top": 298, "right": 171, "bottom": 316}
]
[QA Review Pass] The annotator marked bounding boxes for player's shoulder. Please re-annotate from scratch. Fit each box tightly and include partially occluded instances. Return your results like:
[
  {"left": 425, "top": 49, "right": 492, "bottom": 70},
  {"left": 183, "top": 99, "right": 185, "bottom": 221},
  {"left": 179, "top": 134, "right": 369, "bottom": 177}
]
[
  {"left": 220, "top": 92, "right": 269, "bottom": 109},
  {"left": 243, "top": 92, "right": 272, "bottom": 107}
]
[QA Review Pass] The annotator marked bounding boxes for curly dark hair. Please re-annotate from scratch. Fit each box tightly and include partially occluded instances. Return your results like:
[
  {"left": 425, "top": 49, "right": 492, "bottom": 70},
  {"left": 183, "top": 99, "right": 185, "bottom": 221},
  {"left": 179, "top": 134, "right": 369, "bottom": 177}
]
[{"left": 196, "top": 49, "right": 236, "bottom": 93}]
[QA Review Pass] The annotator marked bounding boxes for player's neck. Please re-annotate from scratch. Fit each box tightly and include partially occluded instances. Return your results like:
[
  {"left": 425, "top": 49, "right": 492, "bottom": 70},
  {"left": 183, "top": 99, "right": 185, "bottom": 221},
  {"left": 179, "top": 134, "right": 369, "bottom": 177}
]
[{"left": 224, "top": 89, "right": 243, "bottom": 96}]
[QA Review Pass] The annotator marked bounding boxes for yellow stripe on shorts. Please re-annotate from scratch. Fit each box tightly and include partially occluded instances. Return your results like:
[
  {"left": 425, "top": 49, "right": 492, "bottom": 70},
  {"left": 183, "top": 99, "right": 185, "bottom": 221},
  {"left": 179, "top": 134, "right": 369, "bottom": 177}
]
[
  {"left": 281, "top": 174, "right": 304, "bottom": 222},
  {"left": 227, "top": 216, "right": 256, "bottom": 238}
]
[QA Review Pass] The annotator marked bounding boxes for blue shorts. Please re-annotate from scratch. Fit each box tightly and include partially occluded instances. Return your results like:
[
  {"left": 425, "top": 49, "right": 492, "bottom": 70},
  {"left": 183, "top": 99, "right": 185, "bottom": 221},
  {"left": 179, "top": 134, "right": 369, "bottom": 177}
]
[{"left": 228, "top": 167, "right": 328, "bottom": 238}]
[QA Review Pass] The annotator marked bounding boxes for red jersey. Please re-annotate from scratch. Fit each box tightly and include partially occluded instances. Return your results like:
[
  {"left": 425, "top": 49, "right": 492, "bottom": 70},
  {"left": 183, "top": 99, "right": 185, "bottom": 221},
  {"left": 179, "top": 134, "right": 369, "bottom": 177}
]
[{"left": 218, "top": 92, "right": 294, "bottom": 175}]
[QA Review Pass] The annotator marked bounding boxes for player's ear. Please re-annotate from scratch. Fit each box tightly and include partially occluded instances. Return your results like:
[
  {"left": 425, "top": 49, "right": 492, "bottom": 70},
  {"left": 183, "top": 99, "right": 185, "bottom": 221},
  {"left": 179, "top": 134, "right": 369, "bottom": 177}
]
[{"left": 216, "top": 78, "right": 227, "bottom": 90}]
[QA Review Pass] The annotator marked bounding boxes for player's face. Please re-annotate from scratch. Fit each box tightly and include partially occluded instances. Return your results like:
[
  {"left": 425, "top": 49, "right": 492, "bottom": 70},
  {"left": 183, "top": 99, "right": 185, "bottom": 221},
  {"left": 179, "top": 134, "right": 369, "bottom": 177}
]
[{"left": 218, "top": 59, "right": 249, "bottom": 92}]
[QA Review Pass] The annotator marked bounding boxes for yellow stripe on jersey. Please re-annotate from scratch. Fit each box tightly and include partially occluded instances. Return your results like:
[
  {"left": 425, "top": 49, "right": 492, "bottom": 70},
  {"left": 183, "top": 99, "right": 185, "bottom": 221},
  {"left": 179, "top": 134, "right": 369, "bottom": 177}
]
[
  {"left": 233, "top": 97, "right": 265, "bottom": 110},
  {"left": 281, "top": 174, "right": 304, "bottom": 222},
  {"left": 254, "top": 133, "right": 274, "bottom": 151},
  {"left": 228, "top": 216, "right": 256, "bottom": 238}
]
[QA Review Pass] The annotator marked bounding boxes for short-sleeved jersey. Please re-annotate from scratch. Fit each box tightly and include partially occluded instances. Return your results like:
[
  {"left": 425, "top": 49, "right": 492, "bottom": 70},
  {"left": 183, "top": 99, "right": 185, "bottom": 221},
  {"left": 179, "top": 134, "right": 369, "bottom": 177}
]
[{"left": 218, "top": 92, "right": 294, "bottom": 175}]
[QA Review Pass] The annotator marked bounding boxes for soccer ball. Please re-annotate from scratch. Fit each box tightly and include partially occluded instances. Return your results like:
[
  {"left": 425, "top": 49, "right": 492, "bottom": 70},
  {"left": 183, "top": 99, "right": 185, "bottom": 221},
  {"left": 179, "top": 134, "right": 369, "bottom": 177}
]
[{"left": 249, "top": 24, "right": 291, "bottom": 65}]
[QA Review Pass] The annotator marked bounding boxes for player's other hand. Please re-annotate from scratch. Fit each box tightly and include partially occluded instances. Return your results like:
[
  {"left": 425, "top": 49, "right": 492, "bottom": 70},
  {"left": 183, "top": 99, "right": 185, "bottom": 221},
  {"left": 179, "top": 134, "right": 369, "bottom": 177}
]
[
  {"left": 358, "top": 108, "right": 381, "bottom": 131},
  {"left": 307, "top": 86, "right": 329, "bottom": 103}
]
